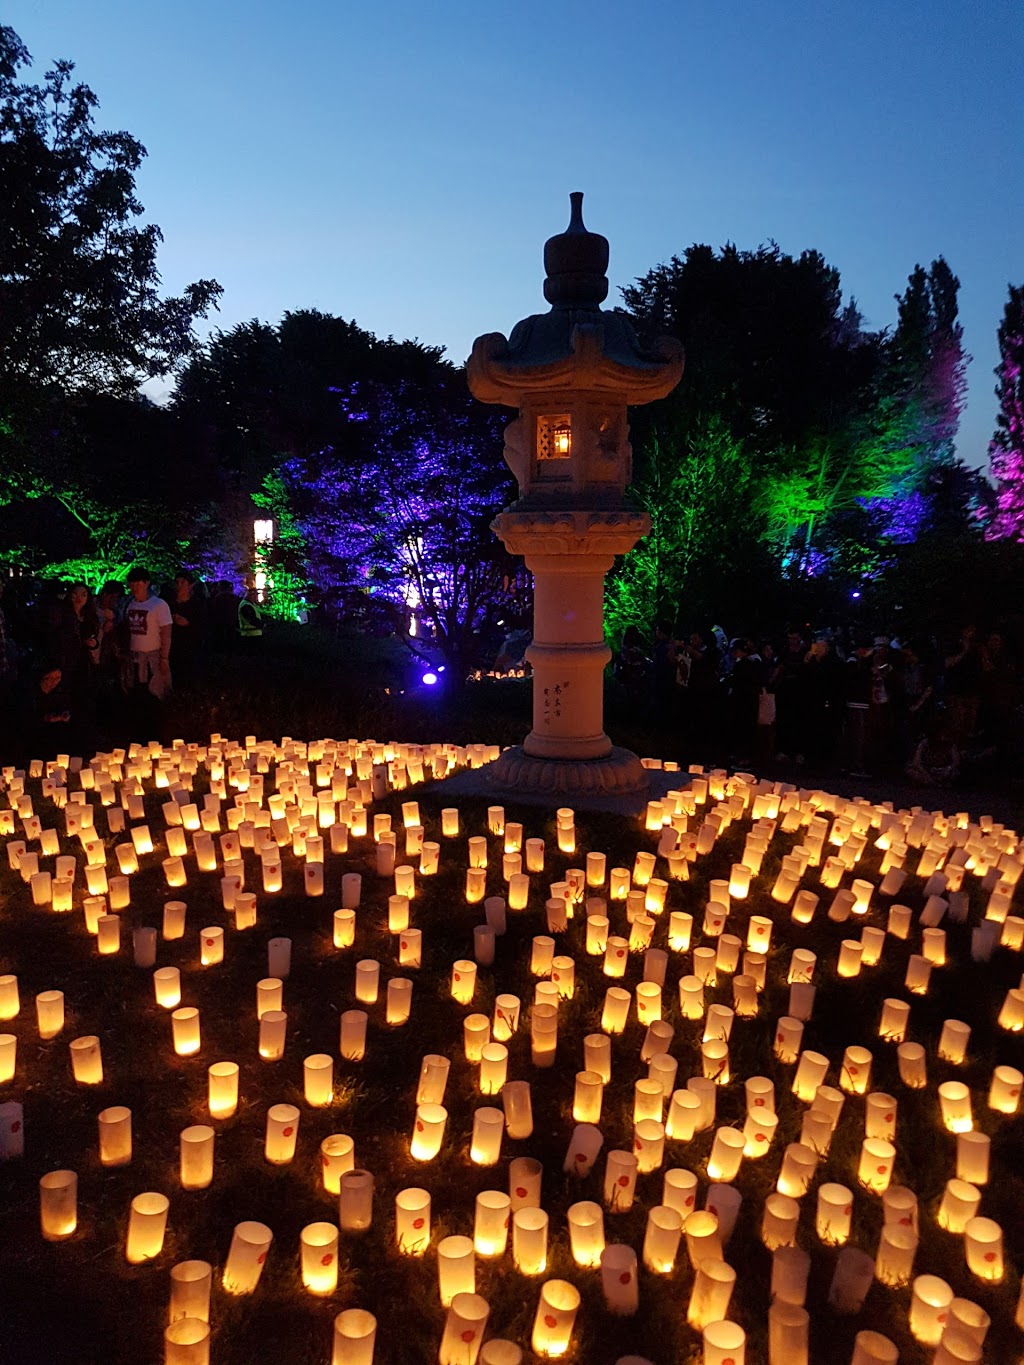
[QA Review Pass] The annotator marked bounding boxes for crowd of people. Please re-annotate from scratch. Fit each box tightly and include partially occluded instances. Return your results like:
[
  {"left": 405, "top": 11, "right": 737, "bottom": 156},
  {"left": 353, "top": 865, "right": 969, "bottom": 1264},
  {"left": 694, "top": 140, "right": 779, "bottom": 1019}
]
[
  {"left": 0, "top": 570, "right": 263, "bottom": 762},
  {"left": 616, "top": 621, "right": 1022, "bottom": 787}
]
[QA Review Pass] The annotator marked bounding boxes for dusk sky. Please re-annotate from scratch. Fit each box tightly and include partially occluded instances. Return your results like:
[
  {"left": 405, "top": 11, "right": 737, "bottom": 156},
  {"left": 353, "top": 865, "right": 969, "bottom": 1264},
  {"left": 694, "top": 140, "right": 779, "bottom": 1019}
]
[{"left": 8, "top": 0, "right": 1022, "bottom": 467}]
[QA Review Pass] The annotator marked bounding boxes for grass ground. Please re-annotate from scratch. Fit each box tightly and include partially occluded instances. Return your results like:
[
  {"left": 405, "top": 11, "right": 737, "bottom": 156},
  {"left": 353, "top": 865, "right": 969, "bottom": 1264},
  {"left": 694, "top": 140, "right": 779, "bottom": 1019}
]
[{"left": 0, "top": 738, "right": 1022, "bottom": 1364}]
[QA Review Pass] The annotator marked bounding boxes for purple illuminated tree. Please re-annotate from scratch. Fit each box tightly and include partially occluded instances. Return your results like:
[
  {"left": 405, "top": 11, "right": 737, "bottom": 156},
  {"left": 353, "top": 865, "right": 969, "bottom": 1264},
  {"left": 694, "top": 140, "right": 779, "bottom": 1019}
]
[
  {"left": 278, "top": 374, "right": 520, "bottom": 674},
  {"left": 987, "top": 284, "right": 1024, "bottom": 541}
]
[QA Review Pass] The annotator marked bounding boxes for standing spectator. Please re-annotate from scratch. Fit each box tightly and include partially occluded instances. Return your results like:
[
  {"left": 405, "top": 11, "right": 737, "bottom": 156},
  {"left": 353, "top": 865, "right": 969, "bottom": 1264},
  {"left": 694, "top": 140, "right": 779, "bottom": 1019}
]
[
  {"left": 614, "top": 625, "right": 649, "bottom": 704},
  {"left": 775, "top": 629, "right": 808, "bottom": 761},
  {"left": 802, "top": 636, "right": 844, "bottom": 766},
  {"left": 679, "top": 630, "right": 722, "bottom": 761},
  {"left": 651, "top": 620, "right": 679, "bottom": 714},
  {"left": 237, "top": 580, "right": 264, "bottom": 645},
  {"left": 755, "top": 638, "right": 781, "bottom": 764},
  {"left": 124, "top": 568, "right": 173, "bottom": 734},
  {"left": 726, "top": 638, "right": 763, "bottom": 764},
  {"left": 20, "top": 663, "right": 72, "bottom": 762},
  {"left": 978, "top": 630, "right": 1020, "bottom": 771},
  {"left": 209, "top": 580, "right": 240, "bottom": 644},
  {"left": 943, "top": 625, "right": 983, "bottom": 747},
  {"left": 894, "top": 641, "right": 935, "bottom": 758},
  {"left": 169, "top": 570, "right": 207, "bottom": 690}
]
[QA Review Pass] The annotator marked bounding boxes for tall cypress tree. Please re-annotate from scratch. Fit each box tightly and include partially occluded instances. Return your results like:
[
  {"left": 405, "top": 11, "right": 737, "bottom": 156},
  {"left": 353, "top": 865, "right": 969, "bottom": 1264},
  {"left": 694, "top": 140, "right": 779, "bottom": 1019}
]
[{"left": 987, "top": 284, "right": 1024, "bottom": 541}]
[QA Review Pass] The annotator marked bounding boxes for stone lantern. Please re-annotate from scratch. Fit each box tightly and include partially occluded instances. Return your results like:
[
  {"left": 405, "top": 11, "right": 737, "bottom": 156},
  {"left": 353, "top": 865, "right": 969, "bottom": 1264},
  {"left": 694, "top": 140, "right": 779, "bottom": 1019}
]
[{"left": 468, "top": 193, "right": 683, "bottom": 794}]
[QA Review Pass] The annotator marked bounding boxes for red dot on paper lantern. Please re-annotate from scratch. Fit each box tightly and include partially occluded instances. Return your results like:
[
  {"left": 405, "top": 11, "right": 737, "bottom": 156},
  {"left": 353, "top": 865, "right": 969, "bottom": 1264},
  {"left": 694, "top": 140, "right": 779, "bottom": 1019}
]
[
  {"left": 321, "top": 1253, "right": 333, "bottom": 1266},
  {"left": 282, "top": 1127, "right": 294, "bottom": 1138},
  {"left": 415, "top": 1120, "right": 424, "bottom": 1132},
  {"left": 1010, "top": 1089, "right": 1021, "bottom": 1099},
  {"left": 985, "top": 1251, "right": 997, "bottom": 1262},
  {"left": 257, "top": 1252, "right": 267, "bottom": 1264},
  {"left": 515, "top": 1187, "right": 527, "bottom": 1199},
  {"left": 876, "top": 1165, "right": 886, "bottom": 1175},
  {"left": 574, "top": 1152, "right": 586, "bottom": 1163},
  {"left": 634, "top": 1140, "right": 642, "bottom": 1153},
  {"left": 412, "top": 1217, "right": 425, "bottom": 1230},
  {"left": 849, "top": 1066, "right": 858, "bottom": 1075},
  {"left": 462, "top": 1330, "right": 476, "bottom": 1343},
  {"left": 453, "top": 974, "right": 460, "bottom": 984},
  {"left": 504, "top": 1216, "right": 510, "bottom": 1229},
  {"left": 205, "top": 939, "right": 215, "bottom": 947},
  {"left": 617, "top": 1175, "right": 629, "bottom": 1187},
  {"left": 756, "top": 1134, "right": 766, "bottom": 1143},
  {"left": 754, "top": 1097, "right": 765, "bottom": 1107},
  {"left": 619, "top": 1271, "right": 631, "bottom": 1284},
  {"left": 776, "top": 1034, "right": 784, "bottom": 1045},
  {"left": 616, "top": 950, "right": 625, "bottom": 959},
  {"left": 899, "top": 1216, "right": 911, "bottom": 1226},
  {"left": 845, "top": 1206, "right": 853, "bottom": 1216},
  {"left": 937, "top": 1314, "right": 947, "bottom": 1325},
  {"left": 400, "top": 941, "right": 408, "bottom": 951},
  {"left": 884, "top": 1112, "right": 894, "bottom": 1123},
  {"left": 544, "top": 1316, "right": 557, "bottom": 1329},
  {"left": 685, "top": 1194, "right": 694, "bottom": 1206}
]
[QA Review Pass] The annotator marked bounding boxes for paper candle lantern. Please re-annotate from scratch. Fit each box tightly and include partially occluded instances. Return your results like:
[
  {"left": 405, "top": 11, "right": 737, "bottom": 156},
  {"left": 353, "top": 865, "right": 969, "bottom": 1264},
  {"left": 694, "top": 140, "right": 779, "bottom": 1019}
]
[
  {"left": 511, "top": 1207, "right": 548, "bottom": 1276},
  {"left": 208, "top": 1062, "right": 239, "bottom": 1118},
  {"left": 857, "top": 1137, "right": 895, "bottom": 1193},
  {"left": 939, "top": 1019, "right": 971, "bottom": 1063},
  {"left": 417, "top": 1054, "right": 450, "bottom": 1105},
  {"left": 828, "top": 1248, "right": 875, "bottom": 1314},
  {"left": 169, "top": 1260, "right": 212, "bottom": 1325},
  {"left": 816, "top": 1183, "right": 853, "bottom": 1245},
  {"left": 988, "top": 1064, "right": 1023, "bottom": 1113},
  {"left": 865, "top": 1092, "right": 897, "bottom": 1140},
  {"left": 769, "top": 1245, "right": 809, "bottom": 1308},
  {"left": 70, "top": 1034, "right": 103, "bottom": 1085},
  {"left": 643, "top": 1205, "right": 682, "bottom": 1273},
  {"left": 706, "top": 1128, "right": 744, "bottom": 1182},
  {"left": 791, "top": 1050, "right": 828, "bottom": 1102},
  {"left": 265, "top": 1103, "right": 299, "bottom": 1164},
  {"left": 946, "top": 1299, "right": 991, "bottom": 1349},
  {"left": 411, "top": 1103, "right": 447, "bottom": 1160},
  {"left": 338, "top": 1009, "right": 366, "bottom": 1061},
  {"left": 874, "top": 1226, "right": 917, "bottom": 1287},
  {"left": 938, "top": 1179, "right": 982, "bottom": 1233},
  {"left": 634, "top": 1119, "right": 665, "bottom": 1174},
  {"left": 338, "top": 1168, "right": 374, "bottom": 1232},
  {"left": 439, "top": 1292, "right": 490, "bottom": 1365},
  {"left": 320, "top": 1134, "right": 355, "bottom": 1194},
  {"left": 39, "top": 1169, "right": 77, "bottom": 1241},
  {"left": 562, "top": 1199, "right": 605, "bottom": 1267},
  {"left": 450, "top": 959, "right": 477, "bottom": 1006},
  {"left": 125, "top": 1191, "right": 170, "bottom": 1263},
  {"left": 687, "top": 1258, "right": 735, "bottom": 1331},
  {"left": 233, "top": 892, "right": 257, "bottom": 930},
  {"left": 180, "top": 1125, "right": 214, "bottom": 1190},
  {"left": 98, "top": 1105, "right": 132, "bottom": 1166},
  {"left": 223, "top": 1221, "right": 273, "bottom": 1294},
  {"left": 957, "top": 1131, "right": 990, "bottom": 1185},
  {"left": 154, "top": 967, "right": 182, "bottom": 1009},
  {"left": 563, "top": 1122, "right": 603, "bottom": 1177},
  {"left": 530, "top": 1004, "right": 558, "bottom": 1067},
  {"left": 331, "top": 1309, "right": 376, "bottom": 1365},
  {"left": 938, "top": 1081, "right": 973, "bottom": 1133},
  {"left": 437, "top": 1235, "right": 475, "bottom": 1305},
  {"left": 604, "top": 1150, "right": 638, "bottom": 1213},
  {"left": 702, "top": 1321, "right": 745, "bottom": 1365},
  {"left": 395, "top": 1186, "right": 431, "bottom": 1255},
  {"left": 851, "top": 1332, "right": 899, "bottom": 1365},
  {"left": 839, "top": 1046, "right": 871, "bottom": 1095},
  {"left": 502, "top": 1081, "right": 534, "bottom": 1139},
  {"left": 303, "top": 1053, "right": 334, "bottom": 1107},
  {"left": 299, "top": 1221, "right": 340, "bottom": 1296},
  {"left": 964, "top": 1216, "right": 1003, "bottom": 1280},
  {"left": 508, "top": 1156, "right": 542, "bottom": 1214},
  {"left": 474, "top": 1189, "right": 511, "bottom": 1257},
  {"left": 896, "top": 1041, "right": 927, "bottom": 1088},
  {"left": 33, "top": 988, "right": 63, "bottom": 1042},
  {"left": 172, "top": 1007, "right": 200, "bottom": 1056},
  {"left": 470, "top": 1107, "right": 504, "bottom": 1165},
  {"left": 531, "top": 1279, "right": 580, "bottom": 1358},
  {"left": 163, "top": 1318, "right": 209, "bottom": 1365},
  {"left": 910, "top": 1275, "right": 954, "bottom": 1345}
]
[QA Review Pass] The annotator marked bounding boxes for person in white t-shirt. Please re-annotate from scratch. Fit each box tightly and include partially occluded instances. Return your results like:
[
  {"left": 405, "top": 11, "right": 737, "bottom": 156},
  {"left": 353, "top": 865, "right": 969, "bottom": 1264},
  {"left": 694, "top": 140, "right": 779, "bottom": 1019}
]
[{"left": 125, "top": 567, "right": 173, "bottom": 698}]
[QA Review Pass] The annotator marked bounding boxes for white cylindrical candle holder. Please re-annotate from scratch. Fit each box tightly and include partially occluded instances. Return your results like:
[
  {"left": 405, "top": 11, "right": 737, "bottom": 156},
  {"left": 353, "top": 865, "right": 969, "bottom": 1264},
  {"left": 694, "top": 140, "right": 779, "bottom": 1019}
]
[
  {"left": 39, "top": 1169, "right": 77, "bottom": 1241},
  {"left": 172, "top": 1007, "right": 200, "bottom": 1057},
  {"left": 531, "top": 1279, "right": 580, "bottom": 1358},
  {"left": 208, "top": 1062, "right": 239, "bottom": 1118},
  {"left": 70, "top": 1034, "right": 103, "bottom": 1084},
  {"left": 394, "top": 1186, "right": 431, "bottom": 1255},
  {"left": 910, "top": 1274, "right": 954, "bottom": 1345},
  {"left": 687, "top": 1258, "right": 735, "bottom": 1331},
  {"left": 223, "top": 1221, "right": 273, "bottom": 1294},
  {"left": 321, "top": 1134, "right": 355, "bottom": 1194},
  {"left": 339, "top": 1009, "right": 367, "bottom": 1061},
  {"left": 410, "top": 1103, "right": 447, "bottom": 1161},
  {"left": 827, "top": 1247, "right": 875, "bottom": 1314},
  {"left": 331, "top": 1309, "right": 377, "bottom": 1365},
  {"left": 300, "top": 1221, "right": 339, "bottom": 1296},
  {"left": 98, "top": 1106, "right": 132, "bottom": 1167},
  {"left": 338, "top": 1168, "right": 374, "bottom": 1232},
  {"left": 437, "top": 1234, "right": 475, "bottom": 1306},
  {"left": 265, "top": 1103, "right": 299, "bottom": 1164},
  {"left": 169, "top": 1260, "right": 212, "bottom": 1324},
  {"left": 180, "top": 1125, "right": 214, "bottom": 1190},
  {"left": 259, "top": 1010, "right": 288, "bottom": 1061},
  {"left": 964, "top": 1216, "right": 1003, "bottom": 1280},
  {"left": 125, "top": 1191, "right": 170, "bottom": 1263},
  {"left": 702, "top": 1320, "right": 745, "bottom": 1365}
]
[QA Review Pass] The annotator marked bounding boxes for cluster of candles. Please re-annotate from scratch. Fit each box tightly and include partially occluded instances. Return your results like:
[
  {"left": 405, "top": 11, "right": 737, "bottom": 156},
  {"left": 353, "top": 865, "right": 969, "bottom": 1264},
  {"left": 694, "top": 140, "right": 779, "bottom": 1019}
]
[{"left": 0, "top": 739, "right": 1022, "bottom": 1365}]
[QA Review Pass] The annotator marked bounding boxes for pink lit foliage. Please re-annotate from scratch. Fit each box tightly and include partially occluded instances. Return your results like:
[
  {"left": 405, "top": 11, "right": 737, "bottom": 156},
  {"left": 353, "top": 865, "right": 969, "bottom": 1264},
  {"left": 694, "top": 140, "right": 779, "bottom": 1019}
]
[{"left": 987, "top": 284, "right": 1024, "bottom": 541}]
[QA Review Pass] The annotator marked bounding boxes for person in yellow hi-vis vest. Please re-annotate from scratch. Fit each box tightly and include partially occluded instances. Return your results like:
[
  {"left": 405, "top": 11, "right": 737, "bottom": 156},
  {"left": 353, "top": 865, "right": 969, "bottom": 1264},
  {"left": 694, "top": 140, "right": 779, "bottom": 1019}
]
[{"left": 238, "top": 579, "right": 263, "bottom": 643}]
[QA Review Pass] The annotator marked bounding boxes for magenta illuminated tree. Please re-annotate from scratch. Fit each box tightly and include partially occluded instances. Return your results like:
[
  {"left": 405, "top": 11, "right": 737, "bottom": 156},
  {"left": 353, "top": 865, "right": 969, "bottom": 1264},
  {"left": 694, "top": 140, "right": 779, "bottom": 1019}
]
[{"left": 987, "top": 284, "right": 1024, "bottom": 541}]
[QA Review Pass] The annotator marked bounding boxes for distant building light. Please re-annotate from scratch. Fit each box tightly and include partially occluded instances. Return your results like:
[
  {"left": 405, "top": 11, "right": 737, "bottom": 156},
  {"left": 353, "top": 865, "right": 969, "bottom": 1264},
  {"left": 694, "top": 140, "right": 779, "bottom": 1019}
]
[
  {"left": 422, "top": 672, "right": 438, "bottom": 686},
  {"left": 851, "top": 590, "right": 861, "bottom": 599},
  {"left": 254, "top": 519, "right": 274, "bottom": 545}
]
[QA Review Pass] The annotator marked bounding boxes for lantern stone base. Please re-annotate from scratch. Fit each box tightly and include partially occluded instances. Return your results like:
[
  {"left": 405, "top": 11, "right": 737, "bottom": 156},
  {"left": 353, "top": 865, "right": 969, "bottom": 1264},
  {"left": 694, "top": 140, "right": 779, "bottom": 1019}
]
[{"left": 484, "top": 744, "right": 648, "bottom": 796}]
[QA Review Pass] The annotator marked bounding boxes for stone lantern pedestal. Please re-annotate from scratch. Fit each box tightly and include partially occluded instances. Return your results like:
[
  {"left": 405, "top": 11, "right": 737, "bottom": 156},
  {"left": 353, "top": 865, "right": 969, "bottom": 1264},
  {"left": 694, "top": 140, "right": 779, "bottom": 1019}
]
[{"left": 468, "top": 194, "right": 683, "bottom": 796}]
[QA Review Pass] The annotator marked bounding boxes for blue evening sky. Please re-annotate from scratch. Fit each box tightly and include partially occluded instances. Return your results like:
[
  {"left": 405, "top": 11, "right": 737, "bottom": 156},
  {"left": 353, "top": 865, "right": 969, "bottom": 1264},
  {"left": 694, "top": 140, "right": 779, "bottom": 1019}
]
[{"left": 7, "top": 0, "right": 1022, "bottom": 466}]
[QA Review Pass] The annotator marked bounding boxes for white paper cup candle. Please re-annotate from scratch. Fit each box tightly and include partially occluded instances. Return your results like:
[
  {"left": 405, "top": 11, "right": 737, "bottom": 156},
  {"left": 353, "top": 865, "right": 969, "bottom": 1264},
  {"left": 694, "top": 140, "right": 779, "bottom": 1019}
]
[
  {"left": 304, "top": 1053, "right": 334, "bottom": 1106},
  {"left": 394, "top": 1186, "right": 430, "bottom": 1255},
  {"left": 703, "top": 1321, "right": 745, "bottom": 1365},
  {"left": 125, "top": 1191, "right": 169, "bottom": 1263},
  {"left": 502, "top": 1081, "right": 533, "bottom": 1139},
  {"left": 437, "top": 1235, "right": 475, "bottom": 1306},
  {"left": 851, "top": 1331, "right": 899, "bottom": 1365},
  {"left": 532, "top": 1279, "right": 580, "bottom": 1358},
  {"left": 828, "top": 1247, "right": 875, "bottom": 1313},
  {"left": 416, "top": 1054, "right": 450, "bottom": 1105},
  {"left": 39, "top": 1169, "right": 77, "bottom": 1241},
  {"left": 265, "top": 1104, "right": 299, "bottom": 1164},
  {"left": 299, "top": 1221, "right": 339, "bottom": 1296},
  {"left": 331, "top": 1309, "right": 376, "bottom": 1365},
  {"left": 964, "top": 1216, "right": 1003, "bottom": 1280},
  {"left": 338, "top": 1168, "right": 374, "bottom": 1232},
  {"left": 98, "top": 1106, "right": 132, "bottom": 1166},
  {"left": 320, "top": 1134, "right": 355, "bottom": 1193},
  {"left": 223, "top": 1221, "right": 273, "bottom": 1294},
  {"left": 259, "top": 1010, "right": 287, "bottom": 1061},
  {"left": 875, "top": 1226, "right": 917, "bottom": 1287},
  {"left": 687, "top": 1258, "right": 735, "bottom": 1330},
  {"left": 163, "top": 1318, "right": 210, "bottom": 1365},
  {"left": 470, "top": 1107, "right": 504, "bottom": 1165},
  {"left": 339, "top": 1010, "right": 367, "bottom": 1061},
  {"left": 180, "top": 1126, "right": 214, "bottom": 1190},
  {"left": 154, "top": 967, "right": 181, "bottom": 1009},
  {"left": 865, "top": 1092, "right": 898, "bottom": 1140},
  {"left": 169, "top": 1260, "right": 212, "bottom": 1324},
  {"left": 411, "top": 1103, "right": 447, "bottom": 1161},
  {"left": 563, "top": 1123, "right": 603, "bottom": 1177},
  {"left": 604, "top": 1151, "right": 638, "bottom": 1212},
  {"left": 70, "top": 1034, "right": 103, "bottom": 1084},
  {"left": 172, "top": 1007, "right": 200, "bottom": 1056},
  {"left": 957, "top": 1131, "right": 990, "bottom": 1185},
  {"left": 910, "top": 1275, "right": 954, "bottom": 1345},
  {"left": 988, "top": 1064, "right": 1022, "bottom": 1114}
]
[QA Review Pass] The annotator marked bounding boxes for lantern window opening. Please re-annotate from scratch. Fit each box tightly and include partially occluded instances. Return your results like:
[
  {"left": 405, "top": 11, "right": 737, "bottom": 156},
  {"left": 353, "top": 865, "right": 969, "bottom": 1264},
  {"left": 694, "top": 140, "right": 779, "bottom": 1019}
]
[
  {"left": 254, "top": 518, "right": 275, "bottom": 545},
  {"left": 537, "top": 414, "right": 572, "bottom": 460}
]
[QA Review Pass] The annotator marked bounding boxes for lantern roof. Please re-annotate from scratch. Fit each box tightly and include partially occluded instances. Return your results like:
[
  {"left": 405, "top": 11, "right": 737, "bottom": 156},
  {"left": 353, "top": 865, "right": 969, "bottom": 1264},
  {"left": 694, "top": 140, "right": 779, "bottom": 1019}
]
[{"left": 468, "top": 192, "right": 683, "bottom": 407}]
